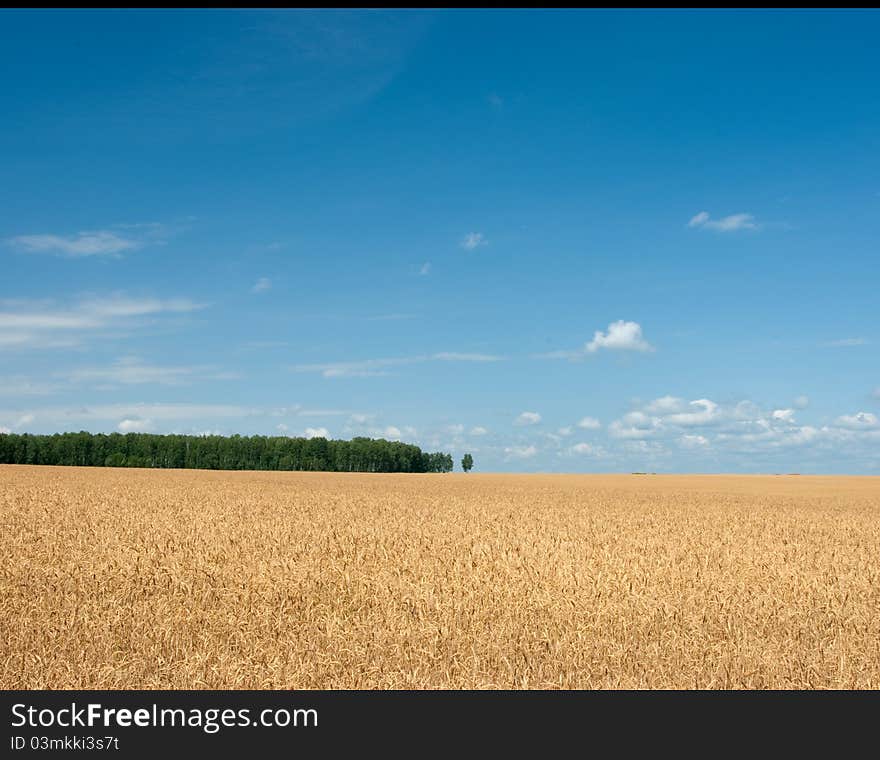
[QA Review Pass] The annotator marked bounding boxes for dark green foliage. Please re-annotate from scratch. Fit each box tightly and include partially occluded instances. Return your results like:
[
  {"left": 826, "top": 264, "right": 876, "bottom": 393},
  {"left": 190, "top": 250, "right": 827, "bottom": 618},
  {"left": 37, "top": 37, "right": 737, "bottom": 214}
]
[
  {"left": 420, "top": 451, "right": 454, "bottom": 474},
  {"left": 0, "top": 432, "right": 452, "bottom": 474},
  {"left": 461, "top": 453, "right": 474, "bottom": 472}
]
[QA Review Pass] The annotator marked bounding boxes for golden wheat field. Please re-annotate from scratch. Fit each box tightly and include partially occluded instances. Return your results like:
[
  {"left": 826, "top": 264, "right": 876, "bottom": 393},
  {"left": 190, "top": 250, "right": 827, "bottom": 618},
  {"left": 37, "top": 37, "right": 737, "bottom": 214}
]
[{"left": 1, "top": 465, "right": 879, "bottom": 689}]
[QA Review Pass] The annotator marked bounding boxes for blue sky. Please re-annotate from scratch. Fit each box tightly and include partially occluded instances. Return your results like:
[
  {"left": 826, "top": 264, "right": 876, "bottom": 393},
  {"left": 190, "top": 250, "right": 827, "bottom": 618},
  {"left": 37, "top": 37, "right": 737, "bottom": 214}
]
[{"left": 1, "top": 9, "right": 878, "bottom": 473}]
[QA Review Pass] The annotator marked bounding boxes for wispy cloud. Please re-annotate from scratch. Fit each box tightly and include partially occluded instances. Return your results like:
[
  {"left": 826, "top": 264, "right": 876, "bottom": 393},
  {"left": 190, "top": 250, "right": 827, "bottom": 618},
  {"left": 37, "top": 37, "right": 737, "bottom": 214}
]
[
  {"left": 251, "top": 277, "right": 272, "bottom": 294},
  {"left": 822, "top": 338, "right": 868, "bottom": 347},
  {"left": 79, "top": 295, "right": 203, "bottom": 319},
  {"left": 432, "top": 352, "right": 499, "bottom": 361},
  {"left": 461, "top": 232, "right": 487, "bottom": 250},
  {"left": 292, "top": 352, "right": 504, "bottom": 378},
  {"left": 0, "top": 377, "right": 59, "bottom": 396},
  {"left": 7, "top": 230, "right": 140, "bottom": 257},
  {"left": 0, "top": 404, "right": 253, "bottom": 436},
  {"left": 419, "top": 262, "right": 431, "bottom": 276},
  {"left": 6, "top": 221, "right": 176, "bottom": 258},
  {"left": 61, "top": 356, "right": 237, "bottom": 387},
  {"left": 688, "top": 211, "right": 758, "bottom": 232},
  {"left": 0, "top": 295, "right": 206, "bottom": 351},
  {"left": 0, "top": 402, "right": 349, "bottom": 433},
  {"left": 577, "top": 416, "right": 601, "bottom": 429}
]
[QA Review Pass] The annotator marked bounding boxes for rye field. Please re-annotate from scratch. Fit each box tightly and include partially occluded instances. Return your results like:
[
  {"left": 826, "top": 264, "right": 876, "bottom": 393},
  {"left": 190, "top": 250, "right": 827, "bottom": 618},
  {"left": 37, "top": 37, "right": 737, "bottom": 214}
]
[{"left": 1, "top": 465, "right": 879, "bottom": 689}]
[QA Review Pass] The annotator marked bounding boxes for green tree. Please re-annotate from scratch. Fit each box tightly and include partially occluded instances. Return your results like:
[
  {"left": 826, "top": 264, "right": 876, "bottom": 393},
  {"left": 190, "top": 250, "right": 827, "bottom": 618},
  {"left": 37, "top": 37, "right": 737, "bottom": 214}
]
[
  {"left": 461, "top": 453, "right": 474, "bottom": 472},
  {"left": 0, "top": 431, "right": 454, "bottom": 475}
]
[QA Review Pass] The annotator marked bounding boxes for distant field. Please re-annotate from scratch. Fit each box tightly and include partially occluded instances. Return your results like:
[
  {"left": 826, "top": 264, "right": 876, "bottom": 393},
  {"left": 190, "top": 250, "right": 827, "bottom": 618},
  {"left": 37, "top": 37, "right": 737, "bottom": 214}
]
[{"left": 2, "top": 465, "right": 879, "bottom": 689}]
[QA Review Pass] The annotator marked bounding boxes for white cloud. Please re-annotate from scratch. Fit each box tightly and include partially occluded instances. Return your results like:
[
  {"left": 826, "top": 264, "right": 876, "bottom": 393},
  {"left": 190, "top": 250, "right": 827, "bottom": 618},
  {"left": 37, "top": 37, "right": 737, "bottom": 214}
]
[
  {"left": 666, "top": 399, "right": 720, "bottom": 427},
  {"left": 603, "top": 394, "right": 880, "bottom": 460},
  {"left": 586, "top": 320, "right": 654, "bottom": 354},
  {"left": 304, "top": 427, "right": 330, "bottom": 439},
  {"left": 515, "top": 411, "right": 541, "bottom": 426},
  {"left": 557, "top": 426, "right": 573, "bottom": 437},
  {"left": 608, "top": 413, "right": 663, "bottom": 440},
  {"left": 771, "top": 409, "right": 796, "bottom": 423},
  {"left": 635, "top": 397, "right": 719, "bottom": 427},
  {"left": 793, "top": 395, "right": 810, "bottom": 409},
  {"left": 276, "top": 423, "right": 288, "bottom": 432},
  {"left": 461, "top": 232, "right": 487, "bottom": 250},
  {"left": 609, "top": 396, "right": 720, "bottom": 440},
  {"left": 251, "top": 277, "right": 272, "bottom": 294},
  {"left": 470, "top": 426, "right": 488, "bottom": 436},
  {"left": 644, "top": 396, "right": 683, "bottom": 414},
  {"left": 504, "top": 444, "right": 537, "bottom": 459},
  {"left": 382, "top": 425, "right": 402, "bottom": 439},
  {"left": 577, "top": 416, "right": 601, "bottom": 430},
  {"left": 835, "top": 412, "right": 878, "bottom": 430},
  {"left": 0, "top": 426, "right": 10, "bottom": 434},
  {"left": 568, "top": 442, "right": 604, "bottom": 456},
  {"left": 16, "top": 413, "right": 35, "bottom": 428},
  {"left": 8, "top": 230, "right": 140, "bottom": 257},
  {"left": 118, "top": 418, "right": 151, "bottom": 432},
  {"left": 688, "top": 211, "right": 758, "bottom": 232},
  {"left": 419, "top": 262, "right": 431, "bottom": 276}
]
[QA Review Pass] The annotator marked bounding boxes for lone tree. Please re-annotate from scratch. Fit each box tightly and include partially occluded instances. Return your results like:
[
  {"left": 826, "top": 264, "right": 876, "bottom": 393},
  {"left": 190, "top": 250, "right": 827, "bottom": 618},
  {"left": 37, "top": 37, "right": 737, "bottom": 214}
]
[{"left": 461, "top": 453, "right": 474, "bottom": 472}]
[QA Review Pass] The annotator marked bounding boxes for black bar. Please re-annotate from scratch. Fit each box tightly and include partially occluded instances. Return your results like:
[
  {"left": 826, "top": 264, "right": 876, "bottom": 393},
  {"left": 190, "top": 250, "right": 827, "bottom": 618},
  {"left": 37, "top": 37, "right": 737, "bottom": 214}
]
[{"left": 2, "top": 690, "right": 878, "bottom": 756}]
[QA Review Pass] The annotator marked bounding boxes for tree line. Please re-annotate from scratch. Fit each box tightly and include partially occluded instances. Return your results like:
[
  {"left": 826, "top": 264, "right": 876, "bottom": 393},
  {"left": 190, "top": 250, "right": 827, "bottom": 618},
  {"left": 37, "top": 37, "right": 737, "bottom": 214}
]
[{"left": 0, "top": 432, "right": 457, "bottom": 473}]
